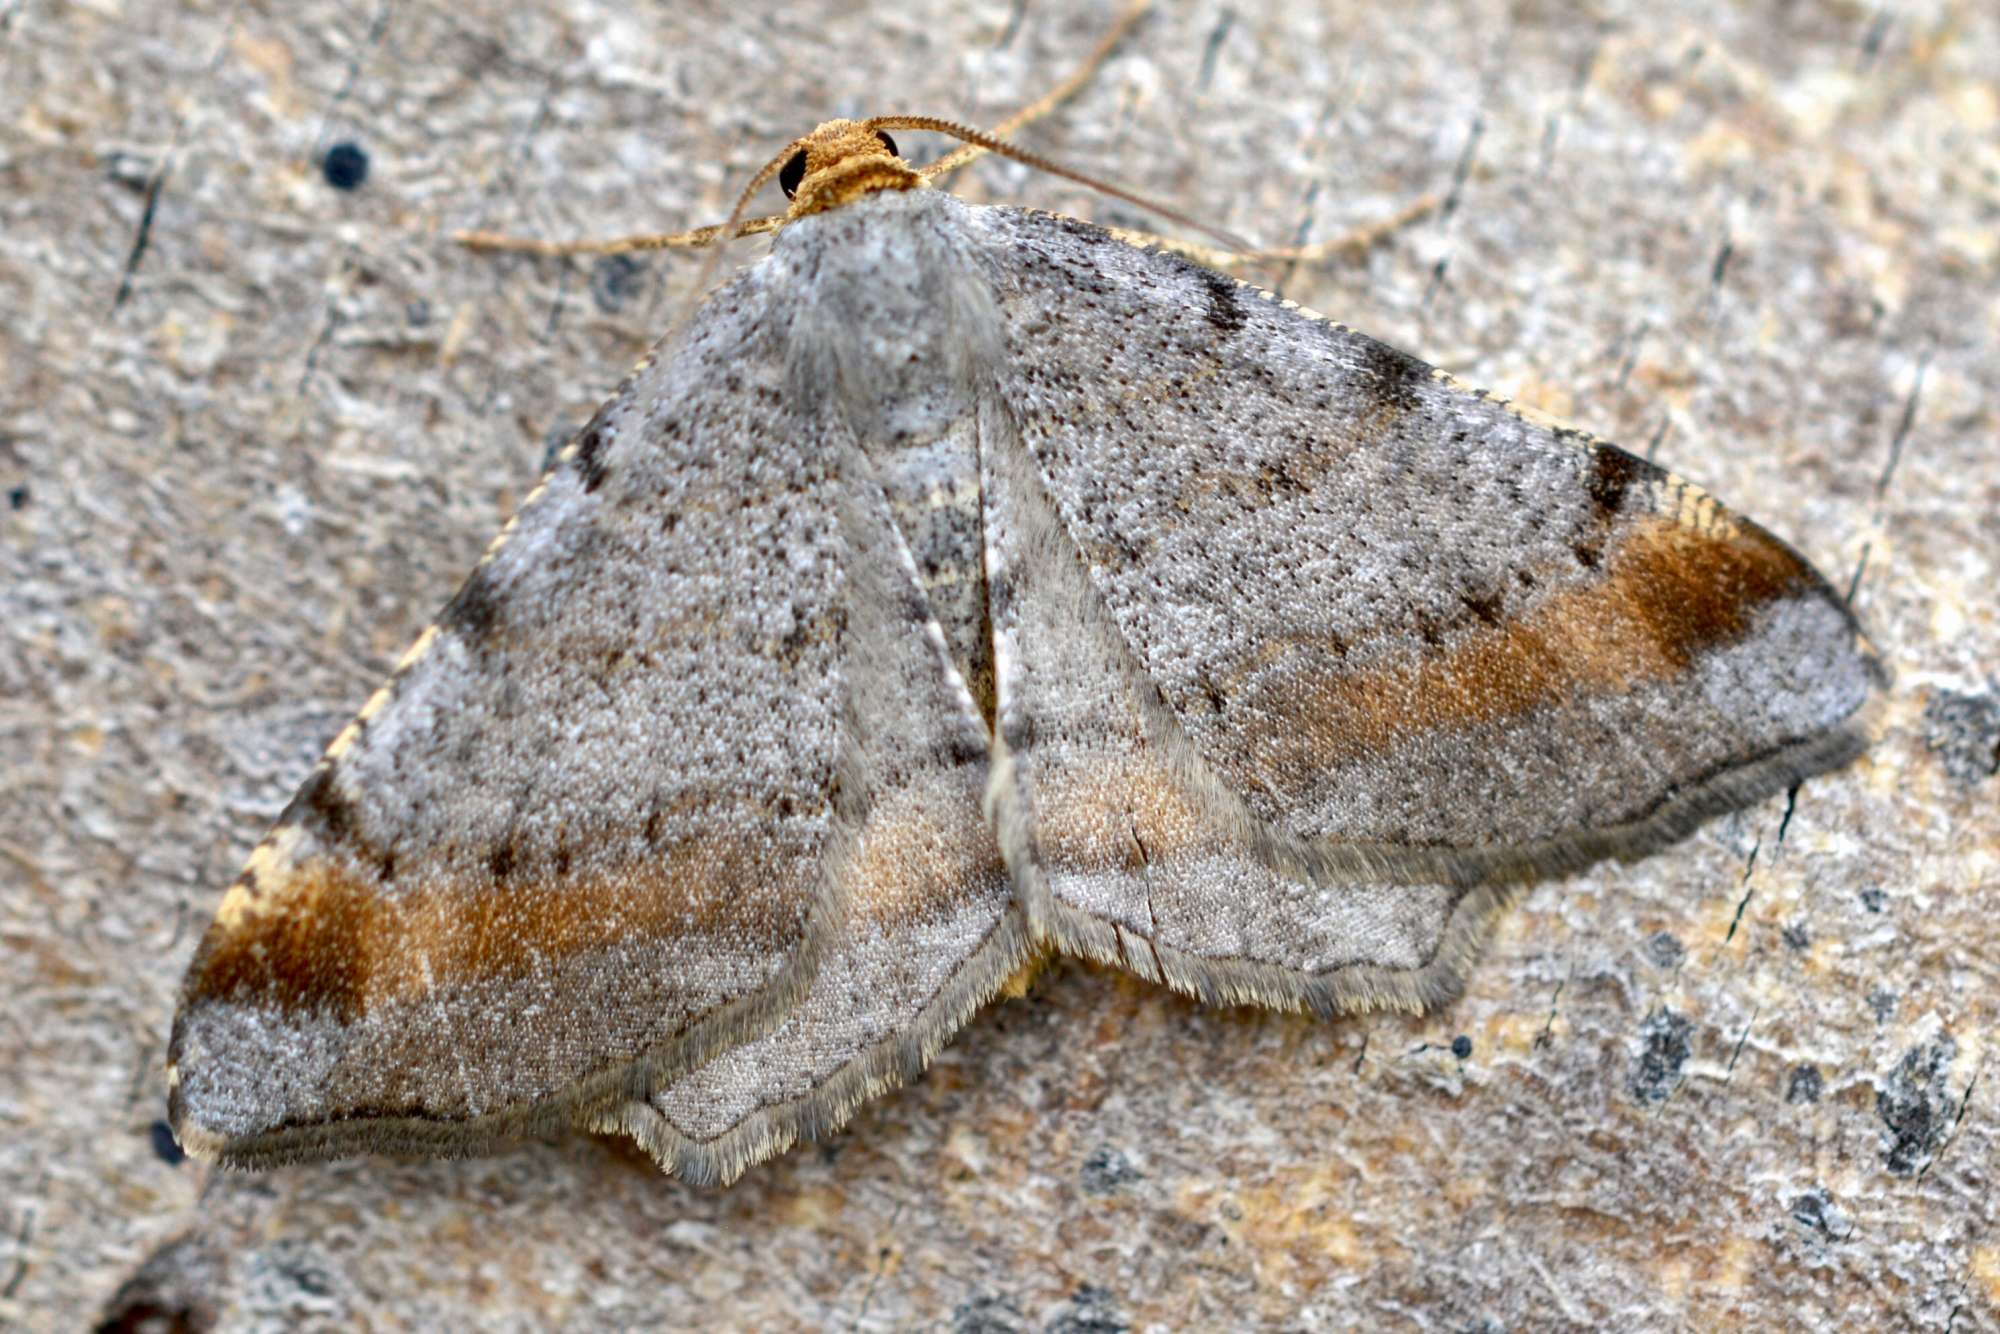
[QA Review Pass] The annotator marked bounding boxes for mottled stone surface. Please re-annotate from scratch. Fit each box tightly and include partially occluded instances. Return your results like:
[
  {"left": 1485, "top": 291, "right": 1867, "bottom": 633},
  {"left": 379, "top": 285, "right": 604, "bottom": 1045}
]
[{"left": 3, "top": 1, "right": 1996, "bottom": 1329}]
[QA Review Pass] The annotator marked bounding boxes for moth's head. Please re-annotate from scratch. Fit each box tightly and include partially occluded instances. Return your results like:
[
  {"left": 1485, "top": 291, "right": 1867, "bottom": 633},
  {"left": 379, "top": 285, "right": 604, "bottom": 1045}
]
[{"left": 776, "top": 119, "right": 921, "bottom": 220}]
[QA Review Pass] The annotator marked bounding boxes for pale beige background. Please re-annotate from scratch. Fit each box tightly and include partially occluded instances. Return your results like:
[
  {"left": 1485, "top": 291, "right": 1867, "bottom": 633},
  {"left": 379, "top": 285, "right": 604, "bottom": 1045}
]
[{"left": 3, "top": 0, "right": 1996, "bottom": 1329}]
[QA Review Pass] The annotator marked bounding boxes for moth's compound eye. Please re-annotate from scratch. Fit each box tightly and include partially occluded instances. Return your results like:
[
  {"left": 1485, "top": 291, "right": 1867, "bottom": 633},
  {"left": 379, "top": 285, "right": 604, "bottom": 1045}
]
[
  {"left": 874, "top": 131, "right": 899, "bottom": 158},
  {"left": 779, "top": 150, "right": 807, "bottom": 199}
]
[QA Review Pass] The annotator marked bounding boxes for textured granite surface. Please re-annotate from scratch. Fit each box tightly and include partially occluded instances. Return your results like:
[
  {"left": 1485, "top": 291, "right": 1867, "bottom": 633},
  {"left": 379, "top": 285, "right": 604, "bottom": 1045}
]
[{"left": 3, "top": 0, "right": 1996, "bottom": 1328}]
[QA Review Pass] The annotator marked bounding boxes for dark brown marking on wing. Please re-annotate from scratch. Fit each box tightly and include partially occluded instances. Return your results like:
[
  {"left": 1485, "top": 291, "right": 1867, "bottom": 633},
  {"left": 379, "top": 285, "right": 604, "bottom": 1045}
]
[
  {"left": 574, "top": 419, "right": 611, "bottom": 494},
  {"left": 182, "top": 826, "right": 818, "bottom": 1024},
  {"left": 1243, "top": 511, "right": 1821, "bottom": 783},
  {"left": 1348, "top": 337, "right": 1430, "bottom": 416},
  {"left": 439, "top": 567, "right": 505, "bottom": 644},
  {"left": 1573, "top": 445, "right": 1663, "bottom": 568},
  {"left": 1195, "top": 268, "right": 1246, "bottom": 336},
  {"left": 289, "top": 767, "right": 357, "bottom": 844}
]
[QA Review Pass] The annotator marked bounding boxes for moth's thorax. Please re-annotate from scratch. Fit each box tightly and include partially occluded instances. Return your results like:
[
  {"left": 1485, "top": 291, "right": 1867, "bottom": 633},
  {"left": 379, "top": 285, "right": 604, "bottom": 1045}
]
[
  {"left": 775, "top": 189, "right": 1001, "bottom": 442},
  {"left": 785, "top": 119, "right": 922, "bottom": 219},
  {"left": 773, "top": 188, "right": 1002, "bottom": 727}
]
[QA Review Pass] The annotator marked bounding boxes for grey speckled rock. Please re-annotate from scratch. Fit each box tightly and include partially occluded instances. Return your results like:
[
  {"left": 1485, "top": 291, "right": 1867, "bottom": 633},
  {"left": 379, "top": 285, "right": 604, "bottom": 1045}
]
[{"left": 2, "top": 1, "right": 1994, "bottom": 1329}]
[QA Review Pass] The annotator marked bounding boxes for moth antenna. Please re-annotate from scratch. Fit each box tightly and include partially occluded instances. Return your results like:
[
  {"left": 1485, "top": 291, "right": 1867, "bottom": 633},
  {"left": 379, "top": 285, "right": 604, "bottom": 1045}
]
[
  {"left": 663, "top": 135, "right": 816, "bottom": 344},
  {"left": 921, "top": 0, "right": 1154, "bottom": 184},
  {"left": 882, "top": 115, "right": 1256, "bottom": 255}
]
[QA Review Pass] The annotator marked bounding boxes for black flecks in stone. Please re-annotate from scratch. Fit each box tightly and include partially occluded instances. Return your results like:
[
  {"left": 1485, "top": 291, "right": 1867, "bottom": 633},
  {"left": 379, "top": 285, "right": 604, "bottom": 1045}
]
[
  {"left": 951, "top": 1293, "right": 1025, "bottom": 1334},
  {"left": 148, "top": 1120, "right": 186, "bottom": 1166},
  {"left": 590, "top": 254, "right": 647, "bottom": 313},
  {"left": 1859, "top": 887, "right": 1888, "bottom": 913},
  {"left": 1644, "top": 930, "right": 1685, "bottom": 969},
  {"left": 92, "top": 1234, "right": 220, "bottom": 1334},
  {"left": 1790, "top": 1187, "right": 1851, "bottom": 1240},
  {"left": 572, "top": 420, "right": 612, "bottom": 493},
  {"left": 1350, "top": 336, "right": 1428, "bottom": 415},
  {"left": 288, "top": 767, "right": 357, "bottom": 843},
  {"left": 1451, "top": 1034, "right": 1473, "bottom": 1060},
  {"left": 6, "top": 485, "right": 26, "bottom": 510},
  {"left": 243, "top": 1239, "right": 342, "bottom": 1312},
  {"left": 1584, "top": 444, "right": 1651, "bottom": 520},
  {"left": 321, "top": 140, "right": 370, "bottom": 191},
  {"left": 1877, "top": 1038, "right": 1957, "bottom": 1176},
  {"left": 1080, "top": 1146, "right": 1143, "bottom": 1195},
  {"left": 1047, "top": 1285, "right": 1128, "bottom": 1334},
  {"left": 1922, "top": 684, "right": 2000, "bottom": 783},
  {"left": 778, "top": 149, "right": 807, "bottom": 199},
  {"left": 441, "top": 567, "right": 505, "bottom": 643},
  {"left": 1867, "top": 988, "right": 1898, "bottom": 1023},
  {"left": 1195, "top": 267, "right": 1245, "bottom": 336},
  {"left": 1628, "top": 1007, "right": 1692, "bottom": 1104},
  {"left": 1786, "top": 1064, "right": 1823, "bottom": 1105},
  {"left": 1782, "top": 922, "right": 1811, "bottom": 950}
]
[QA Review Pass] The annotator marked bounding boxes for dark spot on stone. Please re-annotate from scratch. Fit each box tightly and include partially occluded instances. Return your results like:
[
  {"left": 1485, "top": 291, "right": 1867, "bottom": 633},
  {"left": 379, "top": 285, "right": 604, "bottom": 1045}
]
[
  {"left": 553, "top": 846, "right": 572, "bottom": 878},
  {"left": 440, "top": 567, "right": 505, "bottom": 643},
  {"left": 1643, "top": 931, "right": 1684, "bottom": 969},
  {"left": 951, "top": 1293, "right": 1025, "bottom": 1334},
  {"left": 1867, "top": 988, "right": 1898, "bottom": 1023},
  {"left": 1785, "top": 1064, "right": 1823, "bottom": 1105},
  {"left": 1789, "top": 1187, "right": 1850, "bottom": 1240},
  {"left": 7, "top": 485, "right": 26, "bottom": 510},
  {"left": 92, "top": 1233, "right": 222, "bottom": 1334},
  {"left": 1628, "top": 1007, "right": 1692, "bottom": 1104},
  {"left": 288, "top": 767, "right": 357, "bottom": 844},
  {"left": 1195, "top": 267, "right": 1245, "bottom": 336},
  {"left": 1080, "top": 1146, "right": 1142, "bottom": 1195},
  {"left": 320, "top": 140, "right": 369, "bottom": 191},
  {"left": 1922, "top": 684, "right": 2000, "bottom": 783},
  {"left": 1877, "top": 1038, "right": 1957, "bottom": 1176},
  {"left": 1570, "top": 537, "right": 1603, "bottom": 569},
  {"left": 590, "top": 253, "right": 648, "bottom": 313},
  {"left": 1451, "top": 1034, "right": 1473, "bottom": 1060},
  {"left": 573, "top": 420, "right": 611, "bottom": 494},
  {"left": 1859, "top": 887, "right": 1887, "bottom": 913},
  {"left": 148, "top": 1120, "right": 186, "bottom": 1166},
  {"left": 1782, "top": 922, "right": 1810, "bottom": 950},
  {"left": 1350, "top": 336, "right": 1429, "bottom": 415},
  {"left": 1047, "top": 1285, "right": 1128, "bottom": 1334},
  {"left": 376, "top": 848, "right": 395, "bottom": 882}
]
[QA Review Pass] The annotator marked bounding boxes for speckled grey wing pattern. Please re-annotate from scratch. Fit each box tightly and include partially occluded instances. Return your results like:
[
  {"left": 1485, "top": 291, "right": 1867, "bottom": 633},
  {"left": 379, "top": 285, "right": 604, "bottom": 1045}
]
[
  {"left": 165, "top": 254, "right": 1004, "bottom": 1168},
  {"left": 616, "top": 429, "right": 1027, "bottom": 1187},
  {"left": 973, "top": 205, "right": 1881, "bottom": 1012}
]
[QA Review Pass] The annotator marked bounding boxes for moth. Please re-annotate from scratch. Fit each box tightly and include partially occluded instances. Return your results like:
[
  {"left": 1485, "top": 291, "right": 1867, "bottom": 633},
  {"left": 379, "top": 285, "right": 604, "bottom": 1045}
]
[{"left": 167, "top": 117, "right": 1883, "bottom": 1185}]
